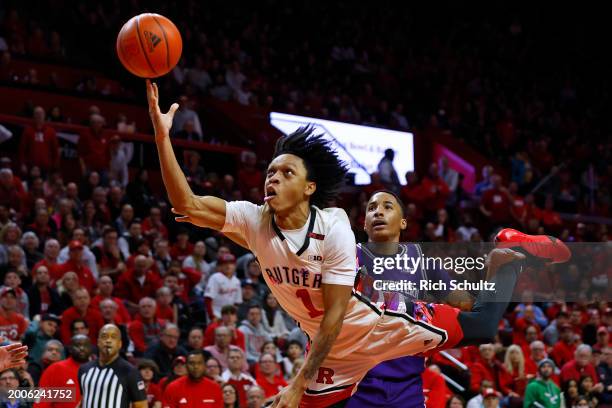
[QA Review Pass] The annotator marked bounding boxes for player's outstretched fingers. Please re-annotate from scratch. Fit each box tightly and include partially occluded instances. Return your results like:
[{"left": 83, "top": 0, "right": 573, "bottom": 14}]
[
  {"left": 0, "top": 343, "right": 28, "bottom": 371},
  {"left": 171, "top": 208, "right": 190, "bottom": 223}
]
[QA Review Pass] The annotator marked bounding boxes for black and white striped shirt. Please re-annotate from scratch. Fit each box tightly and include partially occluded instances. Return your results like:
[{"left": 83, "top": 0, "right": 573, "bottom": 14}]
[{"left": 78, "top": 357, "right": 146, "bottom": 408}]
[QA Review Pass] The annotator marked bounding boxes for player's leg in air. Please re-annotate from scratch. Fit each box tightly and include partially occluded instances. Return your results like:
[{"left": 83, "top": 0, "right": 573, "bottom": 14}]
[{"left": 347, "top": 190, "right": 570, "bottom": 408}]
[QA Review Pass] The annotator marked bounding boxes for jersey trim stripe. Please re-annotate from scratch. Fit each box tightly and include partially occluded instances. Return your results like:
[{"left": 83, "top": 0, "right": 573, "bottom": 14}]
[
  {"left": 271, "top": 206, "right": 318, "bottom": 256},
  {"left": 304, "top": 383, "right": 354, "bottom": 395}
]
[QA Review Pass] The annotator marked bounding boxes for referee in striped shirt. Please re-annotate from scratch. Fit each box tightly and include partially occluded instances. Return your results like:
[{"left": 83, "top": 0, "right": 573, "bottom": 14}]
[{"left": 78, "top": 324, "right": 147, "bottom": 408}]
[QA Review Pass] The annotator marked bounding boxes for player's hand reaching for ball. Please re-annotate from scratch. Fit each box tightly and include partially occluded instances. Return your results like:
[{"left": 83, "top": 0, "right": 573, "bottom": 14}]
[
  {"left": 146, "top": 80, "right": 179, "bottom": 139},
  {"left": 0, "top": 343, "right": 28, "bottom": 371}
]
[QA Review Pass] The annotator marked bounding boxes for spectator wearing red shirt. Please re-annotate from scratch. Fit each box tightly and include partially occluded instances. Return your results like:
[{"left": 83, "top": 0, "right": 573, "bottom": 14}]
[
  {"left": 561, "top": 344, "right": 601, "bottom": 385},
  {"left": 138, "top": 359, "right": 163, "bottom": 408},
  {"left": 55, "top": 240, "right": 96, "bottom": 294},
  {"left": 32, "top": 238, "right": 61, "bottom": 279},
  {"left": 25, "top": 208, "right": 57, "bottom": 244},
  {"left": 128, "top": 297, "right": 166, "bottom": 356},
  {"left": 115, "top": 254, "right": 162, "bottom": 311},
  {"left": 91, "top": 227, "right": 125, "bottom": 282},
  {"left": 256, "top": 352, "right": 287, "bottom": 399},
  {"left": 503, "top": 345, "right": 529, "bottom": 397},
  {"left": 155, "top": 286, "right": 176, "bottom": 323},
  {"left": 469, "top": 343, "right": 513, "bottom": 395},
  {"left": 0, "top": 169, "right": 25, "bottom": 214},
  {"left": 519, "top": 194, "right": 542, "bottom": 228},
  {"left": 363, "top": 172, "right": 387, "bottom": 197},
  {"left": 514, "top": 323, "right": 541, "bottom": 358},
  {"left": 422, "top": 365, "right": 451, "bottom": 408},
  {"left": 169, "top": 229, "right": 193, "bottom": 263},
  {"left": 162, "top": 350, "right": 223, "bottom": 408},
  {"left": 593, "top": 326, "right": 611, "bottom": 353},
  {"left": 403, "top": 203, "right": 423, "bottom": 241},
  {"left": 142, "top": 206, "right": 169, "bottom": 244},
  {"left": 525, "top": 341, "right": 548, "bottom": 378},
  {"left": 569, "top": 309, "right": 587, "bottom": 336},
  {"left": 551, "top": 324, "right": 578, "bottom": 368},
  {"left": 162, "top": 273, "right": 188, "bottom": 304},
  {"left": 19, "top": 106, "right": 60, "bottom": 173},
  {"left": 60, "top": 288, "right": 104, "bottom": 344},
  {"left": 0, "top": 287, "right": 28, "bottom": 341},
  {"left": 77, "top": 113, "right": 110, "bottom": 175},
  {"left": 165, "top": 261, "right": 201, "bottom": 299},
  {"left": 508, "top": 182, "right": 527, "bottom": 223},
  {"left": 90, "top": 276, "right": 131, "bottom": 324},
  {"left": 36, "top": 334, "right": 93, "bottom": 408},
  {"left": 237, "top": 151, "right": 264, "bottom": 198},
  {"left": 221, "top": 348, "right": 256, "bottom": 407},
  {"left": 419, "top": 163, "right": 450, "bottom": 214},
  {"left": 204, "top": 305, "right": 246, "bottom": 351},
  {"left": 480, "top": 174, "right": 512, "bottom": 226},
  {"left": 91, "top": 187, "right": 112, "bottom": 225},
  {"left": 540, "top": 195, "right": 563, "bottom": 233},
  {"left": 399, "top": 171, "right": 423, "bottom": 206}
]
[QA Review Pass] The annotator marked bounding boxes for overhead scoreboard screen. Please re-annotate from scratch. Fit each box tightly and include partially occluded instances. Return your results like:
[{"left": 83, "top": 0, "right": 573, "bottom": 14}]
[{"left": 270, "top": 112, "right": 415, "bottom": 185}]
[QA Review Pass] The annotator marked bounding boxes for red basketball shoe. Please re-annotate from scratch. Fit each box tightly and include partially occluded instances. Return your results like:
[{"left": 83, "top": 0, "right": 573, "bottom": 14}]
[{"left": 494, "top": 228, "right": 571, "bottom": 264}]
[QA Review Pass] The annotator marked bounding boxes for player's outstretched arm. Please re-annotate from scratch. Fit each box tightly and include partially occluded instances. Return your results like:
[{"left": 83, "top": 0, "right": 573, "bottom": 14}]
[
  {"left": 272, "top": 284, "right": 352, "bottom": 408},
  {"left": 146, "top": 80, "right": 226, "bottom": 230},
  {"left": 0, "top": 343, "right": 28, "bottom": 371}
]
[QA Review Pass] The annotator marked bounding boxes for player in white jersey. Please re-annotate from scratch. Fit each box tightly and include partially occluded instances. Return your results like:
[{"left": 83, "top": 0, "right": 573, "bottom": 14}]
[{"left": 146, "top": 81, "right": 535, "bottom": 408}]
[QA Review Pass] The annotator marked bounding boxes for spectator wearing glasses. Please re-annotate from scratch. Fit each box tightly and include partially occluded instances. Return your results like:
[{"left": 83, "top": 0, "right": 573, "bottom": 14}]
[{"left": 144, "top": 323, "right": 186, "bottom": 377}]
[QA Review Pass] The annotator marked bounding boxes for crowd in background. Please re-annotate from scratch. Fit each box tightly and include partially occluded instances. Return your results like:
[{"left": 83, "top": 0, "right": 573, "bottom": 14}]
[{"left": 0, "top": 1, "right": 611, "bottom": 408}]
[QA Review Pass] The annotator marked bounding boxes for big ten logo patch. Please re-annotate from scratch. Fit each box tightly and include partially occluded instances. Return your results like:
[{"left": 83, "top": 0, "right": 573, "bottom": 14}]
[
  {"left": 308, "top": 255, "right": 323, "bottom": 262},
  {"left": 315, "top": 367, "right": 335, "bottom": 384}
]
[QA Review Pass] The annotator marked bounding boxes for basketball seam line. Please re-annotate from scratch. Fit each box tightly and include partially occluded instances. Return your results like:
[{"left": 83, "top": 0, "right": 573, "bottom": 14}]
[
  {"left": 135, "top": 15, "right": 157, "bottom": 77},
  {"left": 151, "top": 15, "right": 170, "bottom": 70},
  {"left": 118, "top": 35, "right": 141, "bottom": 77}
]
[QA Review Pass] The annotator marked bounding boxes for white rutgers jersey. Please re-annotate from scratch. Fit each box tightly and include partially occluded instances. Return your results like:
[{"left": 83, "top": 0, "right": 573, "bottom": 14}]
[
  {"left": 222, "top": 201, "right": 380, "bottom": 356},
  {"left": 222, "top": 201, "right": 448, "bottom": 402}
]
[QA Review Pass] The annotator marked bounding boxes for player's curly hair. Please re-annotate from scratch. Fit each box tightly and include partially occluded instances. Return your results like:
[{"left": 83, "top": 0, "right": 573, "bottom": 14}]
[{"left": 273, "top": 126, "right": 348, "bottom": 208}]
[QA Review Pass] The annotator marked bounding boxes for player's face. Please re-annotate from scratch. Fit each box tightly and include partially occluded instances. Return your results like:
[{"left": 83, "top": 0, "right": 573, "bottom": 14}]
[
  {"left": 186, "top": 354, "right": 206, "bottom": 380},
  {"left": 265, "top": 154, "right": 315, "bottom": 215},
  {"left": 98, "top": 326, "right": 122, "bottom": 360},
  {"left": 364, "top": 192, "right": 406, "bottom": 242}
]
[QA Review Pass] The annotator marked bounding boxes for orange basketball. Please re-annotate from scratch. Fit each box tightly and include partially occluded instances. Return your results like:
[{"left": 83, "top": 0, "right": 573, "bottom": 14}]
[{"left": 116, "top": 13, "right": 182, "bottom": 78}]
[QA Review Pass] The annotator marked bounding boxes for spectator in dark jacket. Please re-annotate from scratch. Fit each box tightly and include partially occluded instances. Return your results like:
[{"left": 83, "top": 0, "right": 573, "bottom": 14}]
[
  {"left": 144, "top": 323, "right": 187, "bottom": 377},
  {"left": 26, "top": 264, "right": 64, "bottom": 318}
]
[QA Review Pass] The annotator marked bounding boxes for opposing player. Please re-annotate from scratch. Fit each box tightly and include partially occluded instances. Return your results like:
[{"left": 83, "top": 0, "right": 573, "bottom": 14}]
[
  {"left": 348, "top": 190, "right": 570, "bottom": 407},
  {"left": 146, "top": 81, "right": 568, "bottom": 408}
]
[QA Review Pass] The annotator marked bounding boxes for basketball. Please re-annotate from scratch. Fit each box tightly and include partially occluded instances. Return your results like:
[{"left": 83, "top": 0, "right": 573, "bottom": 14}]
[{"left": 116, "top": 13, "right": 182, "bottom": 78}]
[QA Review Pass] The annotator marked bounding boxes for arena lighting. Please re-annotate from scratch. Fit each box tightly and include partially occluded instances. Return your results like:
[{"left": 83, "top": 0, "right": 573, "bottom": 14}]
[{"left": 270, "top": 112, "right": 415, "bottom": 185}]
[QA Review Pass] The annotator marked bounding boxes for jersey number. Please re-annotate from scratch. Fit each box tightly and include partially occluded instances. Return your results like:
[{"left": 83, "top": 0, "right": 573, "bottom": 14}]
[{"left": 296, "top": 289, "right": 324, "bottom": 318}]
